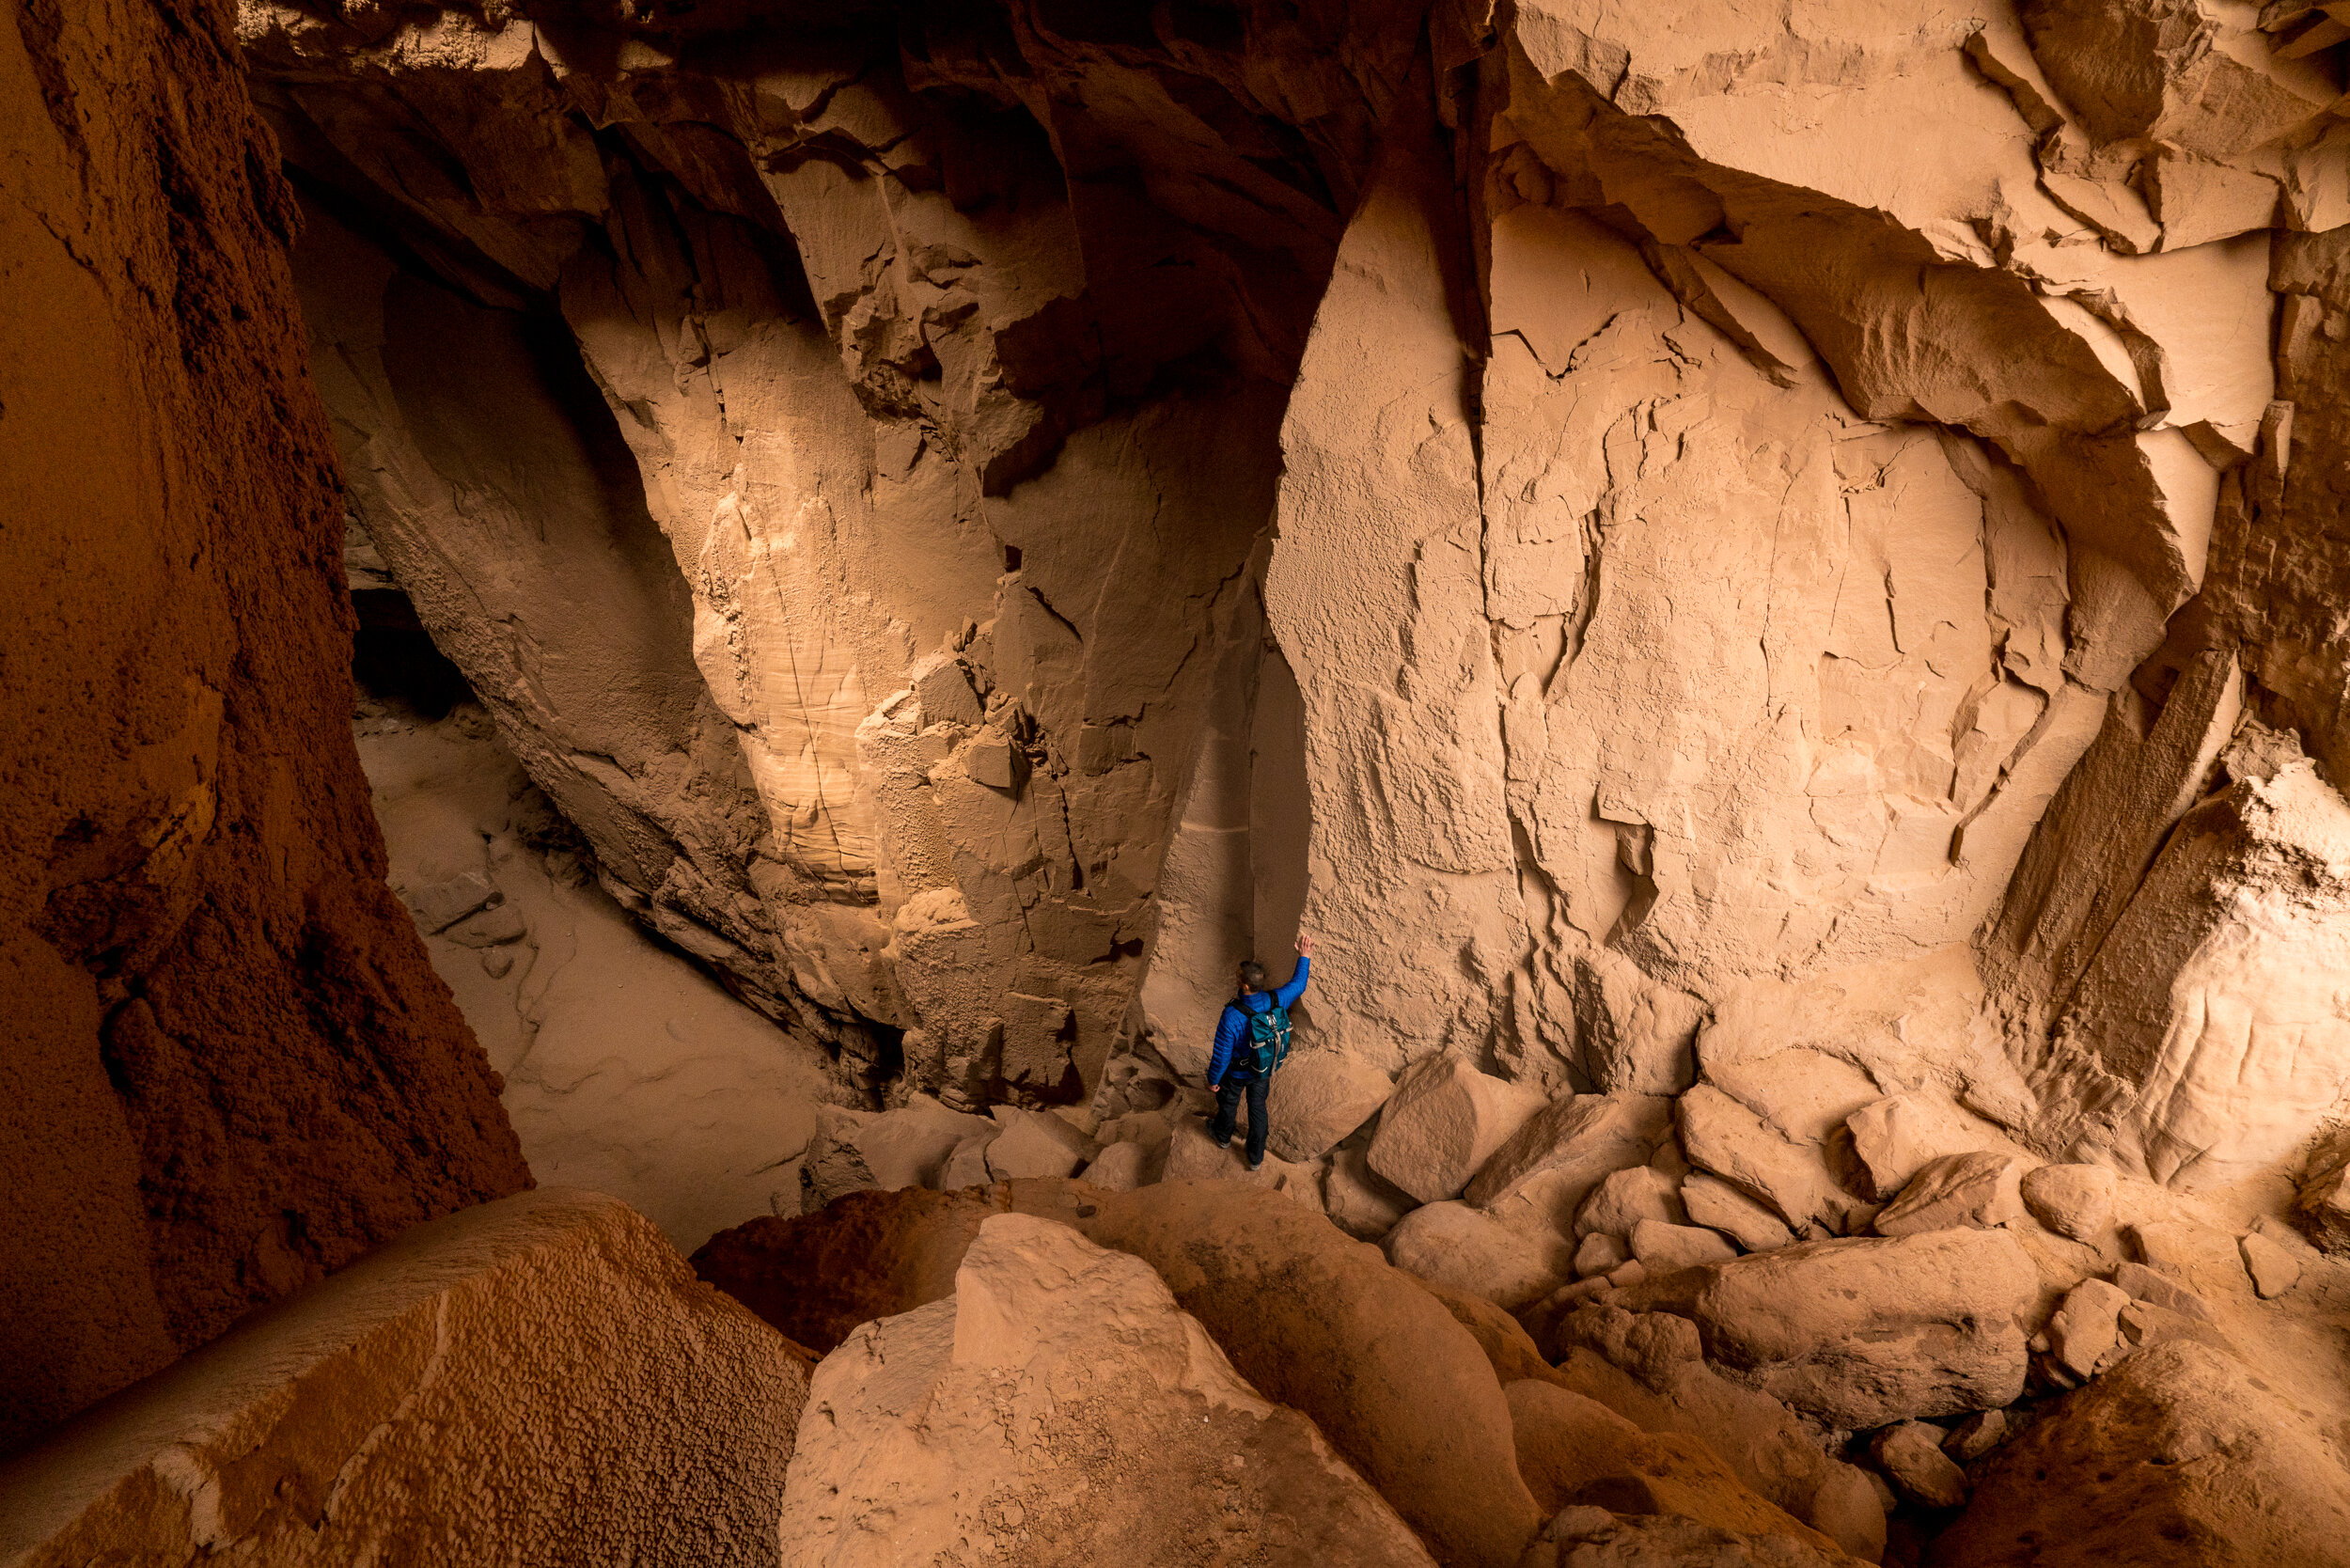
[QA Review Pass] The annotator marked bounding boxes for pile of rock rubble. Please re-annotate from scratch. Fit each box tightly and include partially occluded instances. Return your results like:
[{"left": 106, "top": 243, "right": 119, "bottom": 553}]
[{"left": 734, "top": 1050, "right": 2350, "bottom": 1565}]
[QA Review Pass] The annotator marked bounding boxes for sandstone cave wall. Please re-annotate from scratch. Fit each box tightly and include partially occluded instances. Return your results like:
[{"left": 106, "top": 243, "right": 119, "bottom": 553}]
[
  {"left": 0, "top": 0, "right": 527, "bottom": 1456},
  {"left": 243, "top": 0, "right": 2350, "bottom": 1196}
]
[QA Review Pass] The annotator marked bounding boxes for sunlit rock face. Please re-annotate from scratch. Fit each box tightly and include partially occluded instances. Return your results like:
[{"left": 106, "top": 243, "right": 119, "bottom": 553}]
[{"left": 243, "top": 0, "right": 2350, "bottom": 1197}]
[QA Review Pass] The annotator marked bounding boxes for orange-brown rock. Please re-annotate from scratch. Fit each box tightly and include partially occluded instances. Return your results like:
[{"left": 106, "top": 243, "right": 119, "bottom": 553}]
[
  {"left": 0, "top": 0, "right": 526, "bottom": 1455},
  {"left": 0, "top": 1190, "right": 805, "bottom": 1565}
]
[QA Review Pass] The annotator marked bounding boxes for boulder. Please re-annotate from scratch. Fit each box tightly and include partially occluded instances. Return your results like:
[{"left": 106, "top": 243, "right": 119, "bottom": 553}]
[
  {"left": 1508, "top": 1382, "right": 1847, "bottom": 1556},
  {"left": 777, "top": 1215, "right": 1437, "bottom": 1567},
  {"left": 2294, "top": 1121, "right": 2350, "bottom": 1253},
  {"left": 1575, "top": 1232, "right": 1630, "bottom": 1278},
  {"left": 1872, "top": 1152, "right": 2029, "bottom": 1237},
  {"left": 1265, "top": 1052, "right": 1395, "bottom": 1161},
  {"left": 1386, "top": 1200, "right": 1578, "bottom": 1311},
  {"left": 1574, "top": 1166, "right": 1686, "bottom": 1239},
  {"left": 939, "top": 1133, "right": 997, "bottom": 1189},
  {"left": 1081, "top": 1138, "right": 1166, "bottom": 1191},
  {"left": 696, "top": 1184, "right": 1007, "bottom": 1354},
  {"left": 1677, "top": 1087, "right": 1856, "bottom": 1232},
  {"left": 2044, "top": 1278, "right": 2129, "bottom": 1381},
  {"left": 1871, "top": 1421, "right": 1968, "bottom": 1510},
  {"left": 1932, "top": 1342, "right": 2350, "bottom": 1567},
  {"left": 1623, "top": 1230, "right": 2036, "bottom": 1428},
  {"left": 2238, "top": 1230, "right": 2303, "bottom": 1299},
  {"left": 1629, "top": 1220, "right": 1737, "bottom": 1275},
  {"left": 983, "top": 1107, "right": 1095, "bottom": 1181},
  {"left": 2112, "top": 1260, "right": 2216, "bottom": 1323},
  {"left": 1541, "top": 1307, "right": 1884, "bottom": 1562},
  {"left": 804, "top": 1098, "right": 1000, "bottom": 1208},
  {"left": 1077, "top": 1182, "right": 1546, "bottom": 1568},
  {"left": 2116, "top": 1299, "right": 2236, "bottom": 1361},
  {"left": 1, "top": 1192, "right": 806, "bottom": 1566},
  {"left": 1683, "top": 1172, "right": 1795, "bottom": 1252},
  {"left": 1327, "top": 1144, "right": 1418, "bottom": 1239},
  {"left": 1369, "top": 1055, "right": 1547, "bottom": 1204},
  {"left": 1844, "top": 1092, "right": 2021, "bottom": 1200},
  {"left": 2018, "top": 1163, "right": 2116, "bottom": 1241},
  {"left": 1464, "top": 1092, "right": 1668, "bottom": 1215},
  {"left": 1515, "top": 1506, "right": 1852, "bottom": 1568}
]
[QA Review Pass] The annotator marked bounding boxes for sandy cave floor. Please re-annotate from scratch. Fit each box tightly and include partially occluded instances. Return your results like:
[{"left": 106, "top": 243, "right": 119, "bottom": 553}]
[{"left": 354, "top": 695, "right": 836, "bottom": 1254}]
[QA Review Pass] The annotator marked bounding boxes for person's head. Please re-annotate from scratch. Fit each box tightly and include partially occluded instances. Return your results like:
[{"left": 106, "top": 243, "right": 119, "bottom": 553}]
[{"left": 1237, "top": 959, "right": 1267, "bottom": 995}]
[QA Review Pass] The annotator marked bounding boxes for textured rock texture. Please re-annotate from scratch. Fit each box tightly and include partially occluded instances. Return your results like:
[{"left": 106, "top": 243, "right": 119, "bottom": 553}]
[
  {"left": 0, "top": 0, "right": 526, "bottom": 1456},
  {"left": 779, "top": 1213, "right": 1436, "bottom": 1567},
  {"left": 0, "top": 1189, "right": 807, "bottom": 1566},
  {"left": 237, "top": 0, "right": 2350, "bottom": 1231}
]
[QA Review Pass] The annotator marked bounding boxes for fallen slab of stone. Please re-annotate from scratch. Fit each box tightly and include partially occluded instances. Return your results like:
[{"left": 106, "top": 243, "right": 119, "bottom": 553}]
[
  {"left": 1683, "top": 1171, "right": 1796, "bottom": 1252},
  {"left": 803, "top": 1096, "right": 1000, "bottom": 1208},
  {"left": 2043, "top": 1278, "right": 2130, "bottom": 1382},
  {"left": 1369, "top": 1055, "right": 1547, "bottom": 1204},
  {"left": 1872, "top": 1151, "right": 2029, "bottom": 1236},
  {"left": 0, "top": 1190, "right": 807, "bottom": 1566},
  {"left": 1574, "top": 1165, "right": 1686, "bottom": 1238},
  {"left": 2018, "top": 1162, "right": 2115, "bottom": 1240},
  {"left": 778, "top": 1214, "right": 1436, "bottom": 1567},
  {"left": 1932, "top": 1342, "right": 2350, "bottom": 1567},
  {"left": 1162, "top": 1118, "right": 1324, "bottom": 1209},
  {"left": 1623, "top": 1229, "right": 2036, "bottom": 1428},
  {"left": 2239, "top": 1228, "right": 2304, "bottom": 1299},
  {"left": 1385, "top": 1200, "right": 1577, "bottom": 1311},
  {"left": 1077, "top": 1182, "right": 1544, "bottom": 1568},
  {"left": 1678, "top": 1086, "right": 1856, "bottom": 1232},
  {"left": 1463, "top": 1092, "right": 1667, "bottom": 1216},
  {"left": 1265, "top": 1051, "right": 1394, "bottom": 1162},
  {"left": 983, "top": 1106, "right": 1096, "bottom": 1181},
  {"left": 1871, "top": 1420, "right": 1968, "bottom": 1509},
  {"left": 1844, "top": 1091, "right": 2023, "bottom": 1200},
  {"left": 1327, "top": 1143, "right": 1418, "bottom": 1239},
  {"left": 1630, "top": 1219, "right": 1737, "bottom": 1275}
]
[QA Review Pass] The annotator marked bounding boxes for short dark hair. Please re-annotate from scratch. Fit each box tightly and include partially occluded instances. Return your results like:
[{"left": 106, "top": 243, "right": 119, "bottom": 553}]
[{"left": 1237, "top": 959, "right": 1267, "bottom": 988}]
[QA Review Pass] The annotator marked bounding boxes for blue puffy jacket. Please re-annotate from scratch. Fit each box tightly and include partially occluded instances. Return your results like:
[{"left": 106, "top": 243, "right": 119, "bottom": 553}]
[{"left": 1207, "top": 956, "right": 1310, "bottom": 1087}]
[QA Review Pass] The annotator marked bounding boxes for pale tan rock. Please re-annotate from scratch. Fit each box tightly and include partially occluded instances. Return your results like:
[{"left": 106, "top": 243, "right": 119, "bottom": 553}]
[
  {"left": 1575, "top": 1166, "right": 1687, "bottom": 1239},
  {"left": 2019, "top": 1163, "right": 2117, "bottom": 1241},
  {"left": 1845, "top": 1091, "right": 2029, "bottom": 1202},
  {"left": 779, "top": 1215, "right": 1436, "bottom": 1567},
  {"left": 1465, "top": 1093, "right": 1668, "bottom": 1217},
  {"left": 1078, "top": 1183, "right": 1547, "bottom": 1568},
  {"left": 2116, "top": 1299, "right": 2237, "bottom": 1361},
  {"left": 1871, "top": 1421, "right": 1969, "bottom": 1510},
  {"left": 1872, "top": 1152, "right": 2029, "bottom": 1237},
  {"left": 1935, "top": 1342, "right": 2350, "bottom": 1568},
  {"left": 1682, "top": 1173, "right": 1796, "bottom": 1253},
  {"left": 1630, "top": 1219, "right": 1738, "bottom": 1275},
  {"left": 2111, "top": 1260, "right": 2217, "bottom": 1324},
  {"left": 1678, "top": 1087, "right": 1855, "bottom": 1232},
  {"left": 0, "top": 1191, "right": 806, "bottom": 1565},
  {"left": 939, "top": 1133, "right": 996, "bottom": 1190},
  {"left": 2239, "top": 1230, "right": 2303, "bottom": 1299},
  {"left": 2030, "top": 762, "right": 2350, "bottom": 1188},
  {"left": 2046, "top": 1278, "right": 2130, "bottom": 1381},
  {"left": 1370, "top": 1055, "right": 1548, "bottom": 1205},
  {"left": 1264, "top": 1052, "right": 1394, "bottom": 1162},
  {"left": 1626, "top": 1231, "right": 2038, "bottom": 1428},
  {"left": 805, "top": 1097, "right": 998, "bottom": 1208},
  {"left": 982, "top": 1107, "right": 1094, "bottom": 1182},
  {"left": 1386, "top": 1200, "right": 1580, "bottom": 1311}
]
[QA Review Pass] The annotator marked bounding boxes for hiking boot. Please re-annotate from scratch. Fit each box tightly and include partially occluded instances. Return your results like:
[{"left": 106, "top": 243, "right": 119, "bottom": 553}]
[
  {"left": 1246, "top": 1156, "right": 1263, "bottom": 1172},
  {"left": 1211, "top": 1130, "right": 1232, "bottom": 1151}
]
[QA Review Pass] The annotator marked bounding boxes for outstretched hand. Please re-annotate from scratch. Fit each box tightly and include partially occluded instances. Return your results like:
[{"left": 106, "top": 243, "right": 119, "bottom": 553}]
[{"left": 1295, "top": 931, "right": 1315, "bottom": 956}]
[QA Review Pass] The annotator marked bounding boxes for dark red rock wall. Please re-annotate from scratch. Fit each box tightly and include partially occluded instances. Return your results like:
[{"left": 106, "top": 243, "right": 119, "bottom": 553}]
[{"left": 0, "top": 0, "right": 528, "bottom": 1456}]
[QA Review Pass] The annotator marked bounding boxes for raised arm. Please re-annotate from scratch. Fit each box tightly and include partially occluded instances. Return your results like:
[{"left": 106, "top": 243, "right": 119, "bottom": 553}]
[{"left": 1273, "top": 932, "right": 1314, "bottom": 1008}]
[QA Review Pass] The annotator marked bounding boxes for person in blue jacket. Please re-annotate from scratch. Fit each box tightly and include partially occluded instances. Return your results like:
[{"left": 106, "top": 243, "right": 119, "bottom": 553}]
[{"left": 1206, "top": 932, "right": 1314, "bottom": 1170}]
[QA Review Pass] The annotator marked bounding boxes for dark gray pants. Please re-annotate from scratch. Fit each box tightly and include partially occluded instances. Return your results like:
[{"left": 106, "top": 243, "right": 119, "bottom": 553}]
[{"left": 1212, "top": 1074, "right": 1270, "bottom": 1165}]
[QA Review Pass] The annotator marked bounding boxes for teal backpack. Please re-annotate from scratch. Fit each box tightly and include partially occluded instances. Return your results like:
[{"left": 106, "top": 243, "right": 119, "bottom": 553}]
[{"left": 1244, "top": 1001, "right": 1292, "bottom": 1076}]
